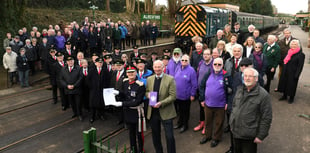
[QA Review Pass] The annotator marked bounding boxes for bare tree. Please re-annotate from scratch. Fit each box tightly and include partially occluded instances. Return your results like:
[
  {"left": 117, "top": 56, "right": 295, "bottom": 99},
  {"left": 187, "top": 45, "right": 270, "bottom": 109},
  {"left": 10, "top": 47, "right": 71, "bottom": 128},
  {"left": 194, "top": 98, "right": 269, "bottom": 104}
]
[
  {"left": 131, "top": 0, "right": 136, "bottom": 13},
  {"left": 106, "top": 0, "right": 110, "bottom": 13},
  {"left": 152, "top": 0, "right": 156, "bottom": 14},
  {"left": 137, "top": 0, "right": 140, "bottom": 14}
]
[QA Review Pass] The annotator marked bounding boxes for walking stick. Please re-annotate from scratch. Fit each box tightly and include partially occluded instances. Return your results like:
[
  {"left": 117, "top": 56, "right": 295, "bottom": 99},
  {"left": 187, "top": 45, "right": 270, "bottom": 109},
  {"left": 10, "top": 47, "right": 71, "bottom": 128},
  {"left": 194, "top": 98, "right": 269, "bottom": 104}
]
[{"left": 7, "top": 69, "right": 9, "bottom": 88}]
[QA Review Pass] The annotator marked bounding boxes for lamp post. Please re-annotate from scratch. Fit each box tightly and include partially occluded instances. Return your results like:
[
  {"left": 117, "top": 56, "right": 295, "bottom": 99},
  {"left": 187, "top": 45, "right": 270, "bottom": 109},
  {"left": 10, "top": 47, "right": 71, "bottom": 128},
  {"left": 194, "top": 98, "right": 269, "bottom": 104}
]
[{"left": 89, "top": 4, "right": 98, "bottom": 21}]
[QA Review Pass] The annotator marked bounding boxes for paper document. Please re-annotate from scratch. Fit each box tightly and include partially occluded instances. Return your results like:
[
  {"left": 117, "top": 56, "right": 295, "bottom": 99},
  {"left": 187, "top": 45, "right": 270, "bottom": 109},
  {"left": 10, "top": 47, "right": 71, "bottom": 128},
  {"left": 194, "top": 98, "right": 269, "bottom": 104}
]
[{"left": 103, "top": 88, "right": 122, "bottom": 107}]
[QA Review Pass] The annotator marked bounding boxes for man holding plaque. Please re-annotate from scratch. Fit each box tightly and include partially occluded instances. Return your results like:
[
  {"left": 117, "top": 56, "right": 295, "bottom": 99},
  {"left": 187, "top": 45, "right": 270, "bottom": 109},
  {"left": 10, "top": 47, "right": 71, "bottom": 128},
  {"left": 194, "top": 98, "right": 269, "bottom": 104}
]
[{"left": 146, "top": 60, "right": 177, "bottom": 153}]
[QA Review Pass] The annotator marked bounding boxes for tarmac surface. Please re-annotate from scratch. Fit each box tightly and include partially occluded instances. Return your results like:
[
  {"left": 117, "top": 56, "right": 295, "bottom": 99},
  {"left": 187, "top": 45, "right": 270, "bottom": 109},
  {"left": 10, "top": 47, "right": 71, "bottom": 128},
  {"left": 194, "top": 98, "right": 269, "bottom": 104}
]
[{"left": 0, "top": 25, "right": 309, "bottom": 153}]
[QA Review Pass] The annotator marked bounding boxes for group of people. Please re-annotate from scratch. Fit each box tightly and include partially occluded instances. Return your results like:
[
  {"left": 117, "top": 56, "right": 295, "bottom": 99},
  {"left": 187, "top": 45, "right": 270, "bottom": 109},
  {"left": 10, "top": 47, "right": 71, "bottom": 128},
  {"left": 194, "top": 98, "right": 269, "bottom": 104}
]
[
  {"left": 2, "top": 17, "right": 160, "bottom": 88},
  {"left": 2, "top": 20, "right": 305, "bottom": 153}
]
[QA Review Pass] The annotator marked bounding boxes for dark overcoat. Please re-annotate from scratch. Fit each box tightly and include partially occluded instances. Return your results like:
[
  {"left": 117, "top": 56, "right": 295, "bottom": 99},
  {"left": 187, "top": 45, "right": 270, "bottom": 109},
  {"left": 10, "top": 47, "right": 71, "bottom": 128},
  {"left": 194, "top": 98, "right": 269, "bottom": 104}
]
[
  {"left": 59, "top": 66, "right": 82, "bottom": 95},
  {"left": 278, "top": 50, "right": 305, "bottom": 97},
  {"left": 87, "top": 66, "right": 110, "bottom": 108}
]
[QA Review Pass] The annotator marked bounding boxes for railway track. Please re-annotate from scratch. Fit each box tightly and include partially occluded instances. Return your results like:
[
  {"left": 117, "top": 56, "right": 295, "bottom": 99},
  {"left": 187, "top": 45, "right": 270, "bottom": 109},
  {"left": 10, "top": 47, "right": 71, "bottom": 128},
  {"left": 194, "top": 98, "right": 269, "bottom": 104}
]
[{"left": 0, "top": 43, "right": 176, "bottom": 153}]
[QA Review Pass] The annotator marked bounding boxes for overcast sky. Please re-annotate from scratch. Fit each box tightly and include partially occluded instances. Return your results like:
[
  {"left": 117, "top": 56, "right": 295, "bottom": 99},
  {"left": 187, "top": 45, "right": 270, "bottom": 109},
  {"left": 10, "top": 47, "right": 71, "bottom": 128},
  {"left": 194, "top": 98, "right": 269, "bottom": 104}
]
[{"left": 156, "top": 0, "right": 308, "bottom": 14}]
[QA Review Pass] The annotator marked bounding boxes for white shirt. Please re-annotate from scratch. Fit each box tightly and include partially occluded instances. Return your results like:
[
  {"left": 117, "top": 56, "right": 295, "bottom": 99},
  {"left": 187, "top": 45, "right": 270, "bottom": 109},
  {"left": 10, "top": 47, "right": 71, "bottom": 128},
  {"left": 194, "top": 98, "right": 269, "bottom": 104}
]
[{"left": 246, "top": 46, "right": 253, "bottom": 58}]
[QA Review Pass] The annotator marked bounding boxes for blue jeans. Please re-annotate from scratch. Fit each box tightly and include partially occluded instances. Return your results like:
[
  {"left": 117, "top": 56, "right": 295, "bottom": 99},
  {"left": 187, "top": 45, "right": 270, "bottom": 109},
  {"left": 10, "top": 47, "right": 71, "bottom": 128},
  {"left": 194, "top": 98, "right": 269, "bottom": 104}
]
[
  {"left": 18, "top": 70, "right": 29, "bottom": 87},
  {"left": 150, "top": 110, "right": 176, "bottom": 153}
]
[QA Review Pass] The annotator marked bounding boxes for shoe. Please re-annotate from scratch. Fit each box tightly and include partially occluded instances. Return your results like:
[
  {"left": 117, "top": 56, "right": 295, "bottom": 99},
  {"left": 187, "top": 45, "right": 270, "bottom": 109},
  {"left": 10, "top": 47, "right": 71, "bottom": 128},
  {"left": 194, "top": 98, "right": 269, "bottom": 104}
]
[
  {"left": 210, "top": 140, "right": 219, "bottom": 148},
  {"left": 90, "top": 118, "right": 94, "bottom": 123},
  {"left": 71, "top": 114, "right": 77, "bottom": 118},
  {"left": 200, "top": 137, "right": 211, "bottom": 144},
  {"left": 62, "top": 106, "right": 67, "bottom": 111},
  {"left": 78, "top": 116, "right": 83, "bottom": 121},
  {"left": 225, "top": 148, "right": 233, "bottom": 153},
  {"left": 179, "top": 126, "right": 188, "bottom": 133},
  {"left": 288, "top": 98, "right": 294, "bottom": 104},
  {"left": 174, "top": 124, "right": 182, "bottom": 129},
  {"left": 224, "top": 126, "right": 230, "bottom": 133},
  {"left": 53, "top": 100, "right": 58, "bottom": 104},
  {"left": 279, "top": 96, "right": 287, "bottom": 101},
  {"left": 193, "top": 121, "right": 204, "bottom": 131},
  {"left": 201, "top": 126, "right": 206, "bottom": 135},
  {"left": 274, "top": 88, "right": 278, "bottom": 92}
]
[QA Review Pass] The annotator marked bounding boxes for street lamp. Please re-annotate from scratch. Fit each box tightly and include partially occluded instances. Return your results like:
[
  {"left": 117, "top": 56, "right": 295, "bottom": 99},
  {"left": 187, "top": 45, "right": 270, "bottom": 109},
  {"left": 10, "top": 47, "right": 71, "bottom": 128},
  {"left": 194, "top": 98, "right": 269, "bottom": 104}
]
[{"left": 89, "top": 2, "right": 98, "bottom": 21}]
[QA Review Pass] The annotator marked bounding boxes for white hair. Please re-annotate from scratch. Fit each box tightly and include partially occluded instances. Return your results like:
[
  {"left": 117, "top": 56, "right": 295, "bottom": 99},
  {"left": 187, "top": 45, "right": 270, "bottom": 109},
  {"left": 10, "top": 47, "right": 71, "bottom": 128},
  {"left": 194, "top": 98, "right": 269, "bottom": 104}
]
[
  {"left": 154, "top": 60, "right": 164, "bottom": 68},
  {"left": 290, "top": 39, "right": 300, "bottom": 47},
  {"left": 244, "top": 67, "right": 259, "bottom": 77},
  {"left": 268, "top": 35, "right": 276, "bottom": 41},
  {"left": 232, "top": 44, "right": 244, "bottom": 54},
  {"left": 195, "top": 42, "right": 203, "bottom": 47}
]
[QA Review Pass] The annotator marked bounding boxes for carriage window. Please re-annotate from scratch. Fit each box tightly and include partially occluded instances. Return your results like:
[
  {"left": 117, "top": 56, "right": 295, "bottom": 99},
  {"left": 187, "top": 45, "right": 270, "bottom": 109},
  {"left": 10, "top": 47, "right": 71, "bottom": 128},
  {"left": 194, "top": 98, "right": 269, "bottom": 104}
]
[
  {"left": 197, "top": 11, "right": 205, "bottom": 22},
  {"left": 176, "top": 13, "right": 184, "bottom": 22}
]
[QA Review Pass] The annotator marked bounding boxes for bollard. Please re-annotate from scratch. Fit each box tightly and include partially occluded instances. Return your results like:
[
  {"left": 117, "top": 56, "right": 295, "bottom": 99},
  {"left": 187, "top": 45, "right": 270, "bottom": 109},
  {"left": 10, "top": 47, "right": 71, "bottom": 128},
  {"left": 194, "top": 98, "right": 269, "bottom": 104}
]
[{"left": 115, "top": 141, "right": 118, "bottom": 153}]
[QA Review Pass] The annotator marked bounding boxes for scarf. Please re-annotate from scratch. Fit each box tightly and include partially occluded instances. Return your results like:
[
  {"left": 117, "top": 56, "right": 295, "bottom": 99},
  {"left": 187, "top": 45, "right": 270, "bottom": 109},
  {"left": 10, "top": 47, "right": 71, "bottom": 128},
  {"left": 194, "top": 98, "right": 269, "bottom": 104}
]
[
  {"left": 284, "top": 48, "right": 300, "bottom": 64},
  {"left": 253, "top": 51, "right": 263, "bottom": 70}
]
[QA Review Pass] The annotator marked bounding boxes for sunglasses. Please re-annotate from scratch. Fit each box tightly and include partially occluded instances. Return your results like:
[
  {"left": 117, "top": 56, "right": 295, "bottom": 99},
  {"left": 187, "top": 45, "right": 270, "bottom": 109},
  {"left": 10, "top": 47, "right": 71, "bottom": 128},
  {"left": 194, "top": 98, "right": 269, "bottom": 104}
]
[
  {"left": 181, "top": 59, "right": 188, "bottom": 62},
  {"left": 213, "top": 63, "right": 222, "bottom": 66},
  {"left": 174, "top": 53, "right": 179, "bottom": 55}
]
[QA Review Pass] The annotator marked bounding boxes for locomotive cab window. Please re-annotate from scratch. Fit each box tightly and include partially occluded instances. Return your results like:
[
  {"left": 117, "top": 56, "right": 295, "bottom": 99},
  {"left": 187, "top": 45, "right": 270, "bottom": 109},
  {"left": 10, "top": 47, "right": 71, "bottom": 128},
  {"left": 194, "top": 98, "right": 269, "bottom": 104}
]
[
  {"left": 197, "top": 11, "right": 205, "bottom": 22},
  {"left": 176, "top": 13, "right": 184, "bottom": 22}
]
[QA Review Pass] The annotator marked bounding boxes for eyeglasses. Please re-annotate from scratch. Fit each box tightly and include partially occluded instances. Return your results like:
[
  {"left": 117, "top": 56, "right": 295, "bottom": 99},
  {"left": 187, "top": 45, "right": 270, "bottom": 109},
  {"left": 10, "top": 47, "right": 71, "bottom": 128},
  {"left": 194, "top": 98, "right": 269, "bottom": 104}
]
[
  {"left": 240, "top": 65, "right": 249, "bottom": 67},
  {"left": 181, "top": 59, "right": 188, "bottom": 62},
  {"left": 255, "top": 46, "right": 261, "bottom": 48},
  {"left": 213, "top": 63, "right": 222, "bottom": 66}
]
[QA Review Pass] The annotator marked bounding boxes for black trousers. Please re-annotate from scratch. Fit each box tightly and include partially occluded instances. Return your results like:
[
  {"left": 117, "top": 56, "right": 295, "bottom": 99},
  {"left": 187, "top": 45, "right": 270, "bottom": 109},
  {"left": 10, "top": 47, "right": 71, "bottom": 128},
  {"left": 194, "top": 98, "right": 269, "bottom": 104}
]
[
  {"left": 52, "top": 84, "right": 58, "bottom": 103},
  {"left": 67, "top": 94, "right": 82, "bottom": 116},
  {"left": 131, "top": 38, "right": 136, "bottom": 46},
  {"left": 127, "top": 122, "right": 143, "bottom": 153},
  {"left": 126, "top": 36, "right": 131, "bottom": 46},
  {"left": 233, "top": 138, "right": 257, "bottom": 153},
  {"left": 59, "top": 87, "right": 68, "bottom": 108},
  {"left": 175, "top": 99, "right": 191, "bottom": 127},
  {"left": 121, "top": 38, "right": 126, "bottom": 49},
  {"left": 150, "top": 109, "right": 176, "bottom": 153},
  {"left": 264, "top": 67, "right": 276, "bottom": 92}
]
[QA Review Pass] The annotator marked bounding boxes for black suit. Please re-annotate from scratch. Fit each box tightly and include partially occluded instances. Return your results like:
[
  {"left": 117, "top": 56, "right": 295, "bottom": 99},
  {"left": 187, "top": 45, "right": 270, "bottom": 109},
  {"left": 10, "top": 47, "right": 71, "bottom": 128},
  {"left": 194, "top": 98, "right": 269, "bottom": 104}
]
[
  {"left": 52, "top": 61, "right": 68, "bottom": 107},
  {"left": 130, "top": 52, "right": 140, "bottom": 62},
  {"left": 110, "top": 70, "right": 126, "bottom": 123},
  {"left": 59, "top": 66, "right": 83, "bottom": 116},
  {"left": 80, "top": 67, "right": 90, "bottom": 110},
  {"left": 87, "top": 66, "right": 110, "bottom": 120}
]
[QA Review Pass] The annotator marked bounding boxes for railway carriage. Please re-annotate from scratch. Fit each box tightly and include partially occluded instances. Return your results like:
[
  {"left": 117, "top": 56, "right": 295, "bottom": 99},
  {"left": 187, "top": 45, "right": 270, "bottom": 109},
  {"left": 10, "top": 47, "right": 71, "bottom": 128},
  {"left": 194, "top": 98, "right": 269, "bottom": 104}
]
[{"left": 175, "top": 4, "right": 279, "bottom": 50}]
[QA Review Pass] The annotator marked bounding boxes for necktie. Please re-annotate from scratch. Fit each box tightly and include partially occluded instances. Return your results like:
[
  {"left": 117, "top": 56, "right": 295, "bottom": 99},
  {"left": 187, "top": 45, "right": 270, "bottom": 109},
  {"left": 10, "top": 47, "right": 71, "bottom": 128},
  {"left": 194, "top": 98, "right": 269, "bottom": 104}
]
[
  {"left": 140, "top": 72, "right": 142, "bottom": 78},
  {"left": 164, "top": 66, "right": 167, "bottom": 73},
  {"left": 69, "top": 66, "right": 72, "bottom": 72},
  {"left": 84, "top": 69, "right": 87, "bottom": 76},
  {"left": 235, "top": 58, "right": 239, "bottom": 69},
  {"left": 54, "top": 56, "right": 56, "bottom": 60},
  {"left": 116, "top": 71, "right": 120, "bottom": 81},
  {"left": 79, "top": 61, "right": 82, "bottom": 67},
  {"left": 98, "top": 68, "right": 101, "bottom": 75},
  {"left": 68, "top": 50, "right": 71, "bottom": 55},
  {"left": 61, "top": 62, "right": 64, "bottom": 67}
]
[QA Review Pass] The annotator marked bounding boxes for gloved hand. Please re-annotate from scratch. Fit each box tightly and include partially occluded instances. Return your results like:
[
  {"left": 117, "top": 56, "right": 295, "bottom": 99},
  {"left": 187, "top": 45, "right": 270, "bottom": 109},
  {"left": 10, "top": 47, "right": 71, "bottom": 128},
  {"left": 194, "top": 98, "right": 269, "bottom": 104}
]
[{"left": 113, "top": 89, "right": 119, "bottom": 96}]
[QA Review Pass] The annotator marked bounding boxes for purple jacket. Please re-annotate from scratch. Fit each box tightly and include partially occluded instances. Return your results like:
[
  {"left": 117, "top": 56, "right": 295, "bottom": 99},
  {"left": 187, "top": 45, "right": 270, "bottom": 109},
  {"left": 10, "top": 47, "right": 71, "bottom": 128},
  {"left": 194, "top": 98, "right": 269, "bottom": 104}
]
[
  {"left": 197, "top": 60, "right": 213, "bottom": 87},
  {"left": 174, "top": 65, "right": 197, "bottom": 100},
  {"left": 55, "top": 36, "right": 66, "bottom": 50},
  {"left": 205, "top": 70, "right": 226, "bottom": 107},
  {"left": 166, "top": 59, "right": 180, "bottom": 77}
]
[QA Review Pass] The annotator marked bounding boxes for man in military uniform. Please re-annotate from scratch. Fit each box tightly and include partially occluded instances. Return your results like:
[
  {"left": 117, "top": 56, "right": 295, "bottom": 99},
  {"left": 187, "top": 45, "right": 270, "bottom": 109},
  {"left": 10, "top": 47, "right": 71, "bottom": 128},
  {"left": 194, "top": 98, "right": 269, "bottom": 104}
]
[
  {"left": 87, "top": 57, "right": 110, "bottom": 123},
  {"left": 46, "top": 48, "right": 58, "bottom": 104},
  {"left": 63, "top": 41, "right": 76, "bottom": 59},
  {"left": 59, "top": 55, "right": 83, "bottom": 121},
  {"left": 116, "top": 64, "right": 146, "bottom": 153},
  {"left": 103, "top": 54, "right": 113, "bottom": 74},
  {"left": 112, "top": 47, "right": 122, "bottom": 61}
]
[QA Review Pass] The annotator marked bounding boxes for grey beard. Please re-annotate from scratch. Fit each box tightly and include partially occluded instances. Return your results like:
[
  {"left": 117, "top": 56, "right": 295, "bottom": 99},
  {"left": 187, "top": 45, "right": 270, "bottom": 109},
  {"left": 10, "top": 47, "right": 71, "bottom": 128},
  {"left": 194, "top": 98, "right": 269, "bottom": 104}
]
[{"left": 173, "top": 57, "right": 180, "bottom": 62}]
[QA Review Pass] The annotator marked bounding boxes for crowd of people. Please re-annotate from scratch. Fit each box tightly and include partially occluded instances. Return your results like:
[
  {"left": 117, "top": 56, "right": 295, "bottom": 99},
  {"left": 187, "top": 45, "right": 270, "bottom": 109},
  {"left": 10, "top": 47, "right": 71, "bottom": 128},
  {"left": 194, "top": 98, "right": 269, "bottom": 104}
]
[
  {"left": 2, "top": 17, "right": 160, "bottom": 87},
  {"left": 2, "top": 19, "right": 306, "bottom": 153}
]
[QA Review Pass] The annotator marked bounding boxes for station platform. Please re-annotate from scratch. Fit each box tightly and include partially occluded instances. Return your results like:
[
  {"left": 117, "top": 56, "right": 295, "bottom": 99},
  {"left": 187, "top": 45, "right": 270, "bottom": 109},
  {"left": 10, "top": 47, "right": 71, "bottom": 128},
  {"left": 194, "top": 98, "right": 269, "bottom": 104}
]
[{"left": 0, "top": 26, "right": 309, "bottom": 153}]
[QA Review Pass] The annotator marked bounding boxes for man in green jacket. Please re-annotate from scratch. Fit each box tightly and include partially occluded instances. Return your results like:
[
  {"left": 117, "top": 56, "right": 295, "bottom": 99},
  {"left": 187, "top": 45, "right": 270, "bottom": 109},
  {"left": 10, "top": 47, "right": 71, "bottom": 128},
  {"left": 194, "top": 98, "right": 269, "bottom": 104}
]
[
  {"left": 229, "top": 67, "right": 272, "bottom": 153},
  {"left": 263, "top": 35, "right": 280, "bottom": 92},
  {"left": 146, "top": 60, "right": 177, "bottom": 153}
]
